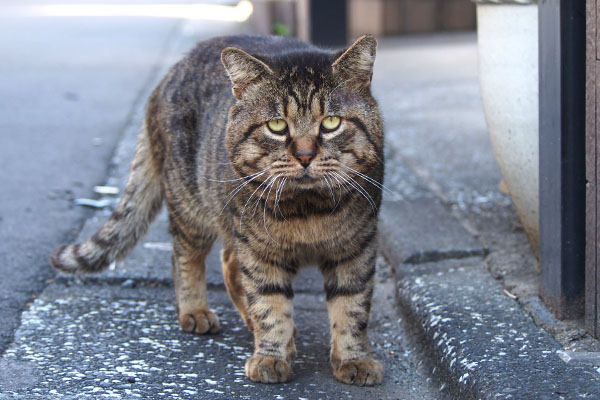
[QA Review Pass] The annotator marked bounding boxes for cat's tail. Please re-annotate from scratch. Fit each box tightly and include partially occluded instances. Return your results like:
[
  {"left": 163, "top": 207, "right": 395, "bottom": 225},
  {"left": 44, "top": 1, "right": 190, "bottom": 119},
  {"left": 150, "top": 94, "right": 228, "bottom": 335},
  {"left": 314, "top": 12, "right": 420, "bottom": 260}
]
[{"left": 50, "top": 122, "right": 163, "bottom": 273}]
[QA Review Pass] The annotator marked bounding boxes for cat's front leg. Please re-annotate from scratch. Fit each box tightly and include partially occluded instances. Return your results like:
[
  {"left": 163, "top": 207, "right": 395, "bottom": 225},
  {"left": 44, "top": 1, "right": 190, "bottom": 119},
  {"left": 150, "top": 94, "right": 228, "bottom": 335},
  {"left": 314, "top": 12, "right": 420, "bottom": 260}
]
[
  {"left": 171, "top": 233, "right": 220, "bottom": 335},
  {"left": 321, "top": 245, "right": 383, "bottom": 386},
  {"left": 237, "top": 250, "right": 297, "bottom": 383}
]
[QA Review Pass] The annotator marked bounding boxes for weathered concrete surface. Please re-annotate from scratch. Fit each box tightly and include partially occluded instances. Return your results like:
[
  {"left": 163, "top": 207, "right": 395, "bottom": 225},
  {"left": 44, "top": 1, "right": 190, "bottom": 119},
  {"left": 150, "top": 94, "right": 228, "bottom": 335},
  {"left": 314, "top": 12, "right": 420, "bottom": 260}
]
[
  {"left": 1, "top": 251, "right": 447, "bottom": 398},
  {"left": 397, "top": 258, "right": 600, "bottom": 399},
  {"left": 376, "top": 33, "right": 600, "bottom": 398},
  {"left": 0, "top": 285, "right": 337, "bottom": 399},
  {"left": 0, "top": 260, "right": 444, "bottom": 399},
  {"left": 379, "top": 198, "right": 486, "bottom": 267}
]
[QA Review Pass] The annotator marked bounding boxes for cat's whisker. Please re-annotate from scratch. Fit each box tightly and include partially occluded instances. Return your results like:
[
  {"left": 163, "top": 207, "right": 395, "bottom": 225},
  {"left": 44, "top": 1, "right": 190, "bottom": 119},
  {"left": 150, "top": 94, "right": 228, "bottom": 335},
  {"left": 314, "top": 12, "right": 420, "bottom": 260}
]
[
  {"left": 262, "top": 175, "right": 281, "bottom": 245},
  {"left": 323, "top": 175, "right": 334, "bottom": 201},
  {"left": 240, "top": 174, "right": 275, "bottom": 228},
  {"left": 220, "top": 170, "right": 269, "bottom": 215},
  {"left": 331, "top": 172, "right": 353, "bottom": 197},
  {"left": 322, "top": 174, "right": 336, "bottom": 204},
  {"left": 338, "top": 170, "right": 375, "bottom": 204},
  {"left": 250, "top": 178, "right": 270, "bottom": 217},
  {"left": 252, "top": 174, "right": 280, "bottom": 217},
  {"left": 345, "top": 174, "right": 378, "bottom": 214},
  {"left": 279, "top": 177, "right": 289, "bottom": 219},
  {"left": 337, "top": 171, "right": 378, "bottom": 214},
  {"left": 327, "top": 173, "right": 344, "bottom": 205},
  {"left": 224, "top": 171, "right": 268, "bottom": 199},
  {"left": 331, "top": 172, "right": 357, "bottom": 213},
  {"left": 223, "top": 177, "right": 258, "bottom": 206},
  {"left": 339, "top": 165, "right": 397, "bottom": 196},
  {"left": 206, "top": 168, "right": 268, "bottom": 183},
  {"left": 324, "top": 173, "right": 343, "bottom": 215},
  {"left": 330, "top": 172, "right": 343, "bottom": 195},
  {"left": 273, "top": 177, "right": 286, "bottom": 218},
  {"left": 329, "top": 174, "right": 345, "bottom": 206}
]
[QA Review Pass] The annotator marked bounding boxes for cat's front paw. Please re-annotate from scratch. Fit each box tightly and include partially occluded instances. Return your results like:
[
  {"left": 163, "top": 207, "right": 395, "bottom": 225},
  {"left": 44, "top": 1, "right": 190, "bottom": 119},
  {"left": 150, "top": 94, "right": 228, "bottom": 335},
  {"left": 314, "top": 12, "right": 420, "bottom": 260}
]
[
  {"left": 178, "top": 309, "right": 221, "bottom": 334},
  {"left": 333, "top": 359, "right": 383, "bottom": 386},
  {"left": 245, "top": 355, "right": 292, "bottom": 383}
]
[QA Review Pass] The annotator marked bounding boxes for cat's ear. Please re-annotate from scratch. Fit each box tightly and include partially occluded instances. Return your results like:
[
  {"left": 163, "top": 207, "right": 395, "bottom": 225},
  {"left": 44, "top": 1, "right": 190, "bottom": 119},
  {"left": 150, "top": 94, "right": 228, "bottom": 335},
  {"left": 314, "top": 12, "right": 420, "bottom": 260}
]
[
  {"left": 221, "top": 47, "right": 274, "bottom": 99},
  {"left": 331, "top": 35, "right": 377, "bottom": 88}
]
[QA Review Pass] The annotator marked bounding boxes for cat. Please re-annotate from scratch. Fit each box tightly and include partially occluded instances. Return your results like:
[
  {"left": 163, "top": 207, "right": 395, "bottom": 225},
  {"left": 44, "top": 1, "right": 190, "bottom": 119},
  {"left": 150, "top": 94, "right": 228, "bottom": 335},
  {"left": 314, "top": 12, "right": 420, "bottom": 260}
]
[{"left": 50, "top": 34, "right": 384, "bottom": 386}]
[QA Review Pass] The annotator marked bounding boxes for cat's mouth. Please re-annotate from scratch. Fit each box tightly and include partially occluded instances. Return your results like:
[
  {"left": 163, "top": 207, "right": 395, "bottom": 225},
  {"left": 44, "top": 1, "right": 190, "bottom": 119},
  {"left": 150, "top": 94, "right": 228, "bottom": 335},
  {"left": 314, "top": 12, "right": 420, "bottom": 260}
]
[
  {"left": 294, "top": 174, "right": 316, "bottom": 183},
  {"left": 289, "top": 170, "right": 320, "bottom": 189}
]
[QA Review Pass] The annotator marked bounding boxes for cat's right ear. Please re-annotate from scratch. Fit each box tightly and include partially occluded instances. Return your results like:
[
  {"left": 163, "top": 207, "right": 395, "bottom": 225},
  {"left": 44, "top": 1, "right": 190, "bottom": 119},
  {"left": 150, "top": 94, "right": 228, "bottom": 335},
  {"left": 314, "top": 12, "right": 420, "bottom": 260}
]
[
  {"left": 331, "top": 35, "right": 377, "bottom": 88},
  {"left": 221, "top": 47, "right": 274, "bottom": 100}
]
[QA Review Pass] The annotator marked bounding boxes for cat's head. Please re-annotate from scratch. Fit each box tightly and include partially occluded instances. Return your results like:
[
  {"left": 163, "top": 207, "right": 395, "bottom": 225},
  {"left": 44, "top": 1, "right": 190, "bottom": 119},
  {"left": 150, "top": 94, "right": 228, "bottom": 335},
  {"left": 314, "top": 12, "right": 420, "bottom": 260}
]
[{"left": 221, "top": 35, "right": 383, "bottom": 192}]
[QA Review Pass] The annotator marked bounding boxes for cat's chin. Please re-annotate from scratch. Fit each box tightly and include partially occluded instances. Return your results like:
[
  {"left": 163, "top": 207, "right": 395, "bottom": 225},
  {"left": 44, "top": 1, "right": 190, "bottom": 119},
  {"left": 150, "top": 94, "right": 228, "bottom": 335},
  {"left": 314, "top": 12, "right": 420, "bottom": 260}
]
[
  {"left": 290, "top": 176, "right": 317, "bottom": 190},
  {"left": 289, "top": 174, "right": 332, "bottom": 192},
  {"left": 293, "top": 175, "right": 317, "bottom": 184}
]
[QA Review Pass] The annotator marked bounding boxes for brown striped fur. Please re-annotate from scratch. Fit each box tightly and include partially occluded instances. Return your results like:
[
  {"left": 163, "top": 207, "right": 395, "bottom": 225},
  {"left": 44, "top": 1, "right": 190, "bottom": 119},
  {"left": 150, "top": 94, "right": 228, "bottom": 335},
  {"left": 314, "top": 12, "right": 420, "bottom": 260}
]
[{"left": 50, "top": 34, "right": 384, "bottom": 385}]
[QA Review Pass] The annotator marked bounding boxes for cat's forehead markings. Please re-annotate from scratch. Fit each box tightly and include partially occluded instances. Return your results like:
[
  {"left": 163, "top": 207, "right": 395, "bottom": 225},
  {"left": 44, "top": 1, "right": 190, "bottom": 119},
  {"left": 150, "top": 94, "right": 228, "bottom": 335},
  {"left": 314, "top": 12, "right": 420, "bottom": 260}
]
[
  {"left": 285, "top": 66, "right": 299, "bottom": 80},
  {"left": 285, "top": 94, "right": 297, "bottom": 118},
  {"left": 307, "top": 84, "right": 319, "bottom": 115},
  {"left": 284, "top": 87, "right": 302, "bottom": 115}
]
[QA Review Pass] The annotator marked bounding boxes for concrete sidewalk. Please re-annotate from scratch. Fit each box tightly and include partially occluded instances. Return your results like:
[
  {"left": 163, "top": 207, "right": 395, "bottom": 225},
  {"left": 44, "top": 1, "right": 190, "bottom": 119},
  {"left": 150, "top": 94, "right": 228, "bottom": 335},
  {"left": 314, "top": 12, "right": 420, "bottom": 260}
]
[
  {"left": 375, "top": 35, "right": 600, "bottom": 398},
  {"left": 1, "top": 21, "right": 599, "bottom": 400}
]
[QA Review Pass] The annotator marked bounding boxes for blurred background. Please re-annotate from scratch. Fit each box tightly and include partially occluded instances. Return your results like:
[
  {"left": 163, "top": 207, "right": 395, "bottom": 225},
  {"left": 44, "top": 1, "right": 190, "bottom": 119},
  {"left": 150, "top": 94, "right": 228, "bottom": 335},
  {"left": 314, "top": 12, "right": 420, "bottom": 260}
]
[{"left": 249, "top": 0, "right": 475, "bottom": 45}]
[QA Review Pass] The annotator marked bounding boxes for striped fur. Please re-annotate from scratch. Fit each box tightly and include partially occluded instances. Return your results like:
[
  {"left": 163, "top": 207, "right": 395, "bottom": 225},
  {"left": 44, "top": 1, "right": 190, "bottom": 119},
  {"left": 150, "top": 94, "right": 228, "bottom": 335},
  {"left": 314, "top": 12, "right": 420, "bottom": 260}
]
[
  {"left": 50, "top": 34, "right": 384, "bottom": 386},
  {"left": 50, "top": 124, "right": 163, "bottom": 273}
]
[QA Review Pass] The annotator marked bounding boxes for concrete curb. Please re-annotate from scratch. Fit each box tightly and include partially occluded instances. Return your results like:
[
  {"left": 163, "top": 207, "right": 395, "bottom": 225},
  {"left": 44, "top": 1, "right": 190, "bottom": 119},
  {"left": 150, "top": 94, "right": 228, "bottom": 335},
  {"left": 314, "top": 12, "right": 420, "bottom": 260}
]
[{"left": 379, "top": 210, "right": 600, "bottom": 399}]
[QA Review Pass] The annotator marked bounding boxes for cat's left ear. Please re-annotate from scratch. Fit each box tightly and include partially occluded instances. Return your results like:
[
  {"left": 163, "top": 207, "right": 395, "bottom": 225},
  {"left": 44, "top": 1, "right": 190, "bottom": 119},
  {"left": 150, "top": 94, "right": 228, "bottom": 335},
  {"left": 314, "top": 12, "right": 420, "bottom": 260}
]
[
  {"left": 331, "top": 35, "right": 377, "bottom": 88},
  {"left": 221, "top": 47, "right": 274, "bottom": 100}
]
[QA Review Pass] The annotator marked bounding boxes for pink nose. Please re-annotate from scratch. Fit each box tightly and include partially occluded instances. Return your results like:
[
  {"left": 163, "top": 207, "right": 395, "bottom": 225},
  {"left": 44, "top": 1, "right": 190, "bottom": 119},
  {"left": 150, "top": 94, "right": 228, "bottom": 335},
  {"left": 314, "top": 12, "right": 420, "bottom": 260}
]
[{"left": 295, "top": 151, "right": 315, "bottom": 168}]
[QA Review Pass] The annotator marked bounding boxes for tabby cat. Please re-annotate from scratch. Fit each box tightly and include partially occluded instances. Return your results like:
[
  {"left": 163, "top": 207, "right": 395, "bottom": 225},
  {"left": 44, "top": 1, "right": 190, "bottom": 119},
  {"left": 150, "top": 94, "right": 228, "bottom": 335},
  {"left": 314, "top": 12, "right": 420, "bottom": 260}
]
[{"left": 50, "top": 34, "right": 384, "bottom": 386}]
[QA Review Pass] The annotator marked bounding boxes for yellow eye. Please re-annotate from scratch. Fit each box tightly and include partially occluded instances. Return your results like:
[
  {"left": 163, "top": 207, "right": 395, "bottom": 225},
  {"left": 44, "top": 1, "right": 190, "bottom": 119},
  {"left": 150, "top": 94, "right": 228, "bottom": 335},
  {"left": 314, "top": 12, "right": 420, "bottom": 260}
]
[
  {"left": 321, "top": 116, "right": 341, "bottom": 131},
  {"left": 267, "top": 119, "right": 287, "bottom": 133}
]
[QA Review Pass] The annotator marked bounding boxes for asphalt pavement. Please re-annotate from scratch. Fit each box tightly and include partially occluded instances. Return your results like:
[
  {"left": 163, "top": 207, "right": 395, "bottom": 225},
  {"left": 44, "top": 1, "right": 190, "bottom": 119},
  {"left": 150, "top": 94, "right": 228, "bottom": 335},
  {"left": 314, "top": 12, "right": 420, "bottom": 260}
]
[{"left": 0, "top": 8, "right": 183, "bottom": 355}]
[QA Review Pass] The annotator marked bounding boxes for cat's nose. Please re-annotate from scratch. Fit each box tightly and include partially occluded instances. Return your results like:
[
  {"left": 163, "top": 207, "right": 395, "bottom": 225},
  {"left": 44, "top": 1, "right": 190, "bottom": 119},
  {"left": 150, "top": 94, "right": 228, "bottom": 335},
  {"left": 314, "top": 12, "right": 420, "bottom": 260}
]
[
  {"left": 295, "top": 150, "right": 315, "bottom": 168},
  {"left": 292, "top": 138, "right": 317, "bottom": 168}
]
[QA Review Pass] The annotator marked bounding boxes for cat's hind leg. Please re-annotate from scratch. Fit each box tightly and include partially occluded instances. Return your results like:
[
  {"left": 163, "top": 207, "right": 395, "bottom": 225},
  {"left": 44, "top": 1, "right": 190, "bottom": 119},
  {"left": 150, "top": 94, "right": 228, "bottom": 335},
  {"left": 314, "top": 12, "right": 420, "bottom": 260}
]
[
  {"left": 170, "top": 223, "right": 220, "bottom": 335},
  {"left": 221, "top": 243, "right": 254, "bottom": 331}
]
